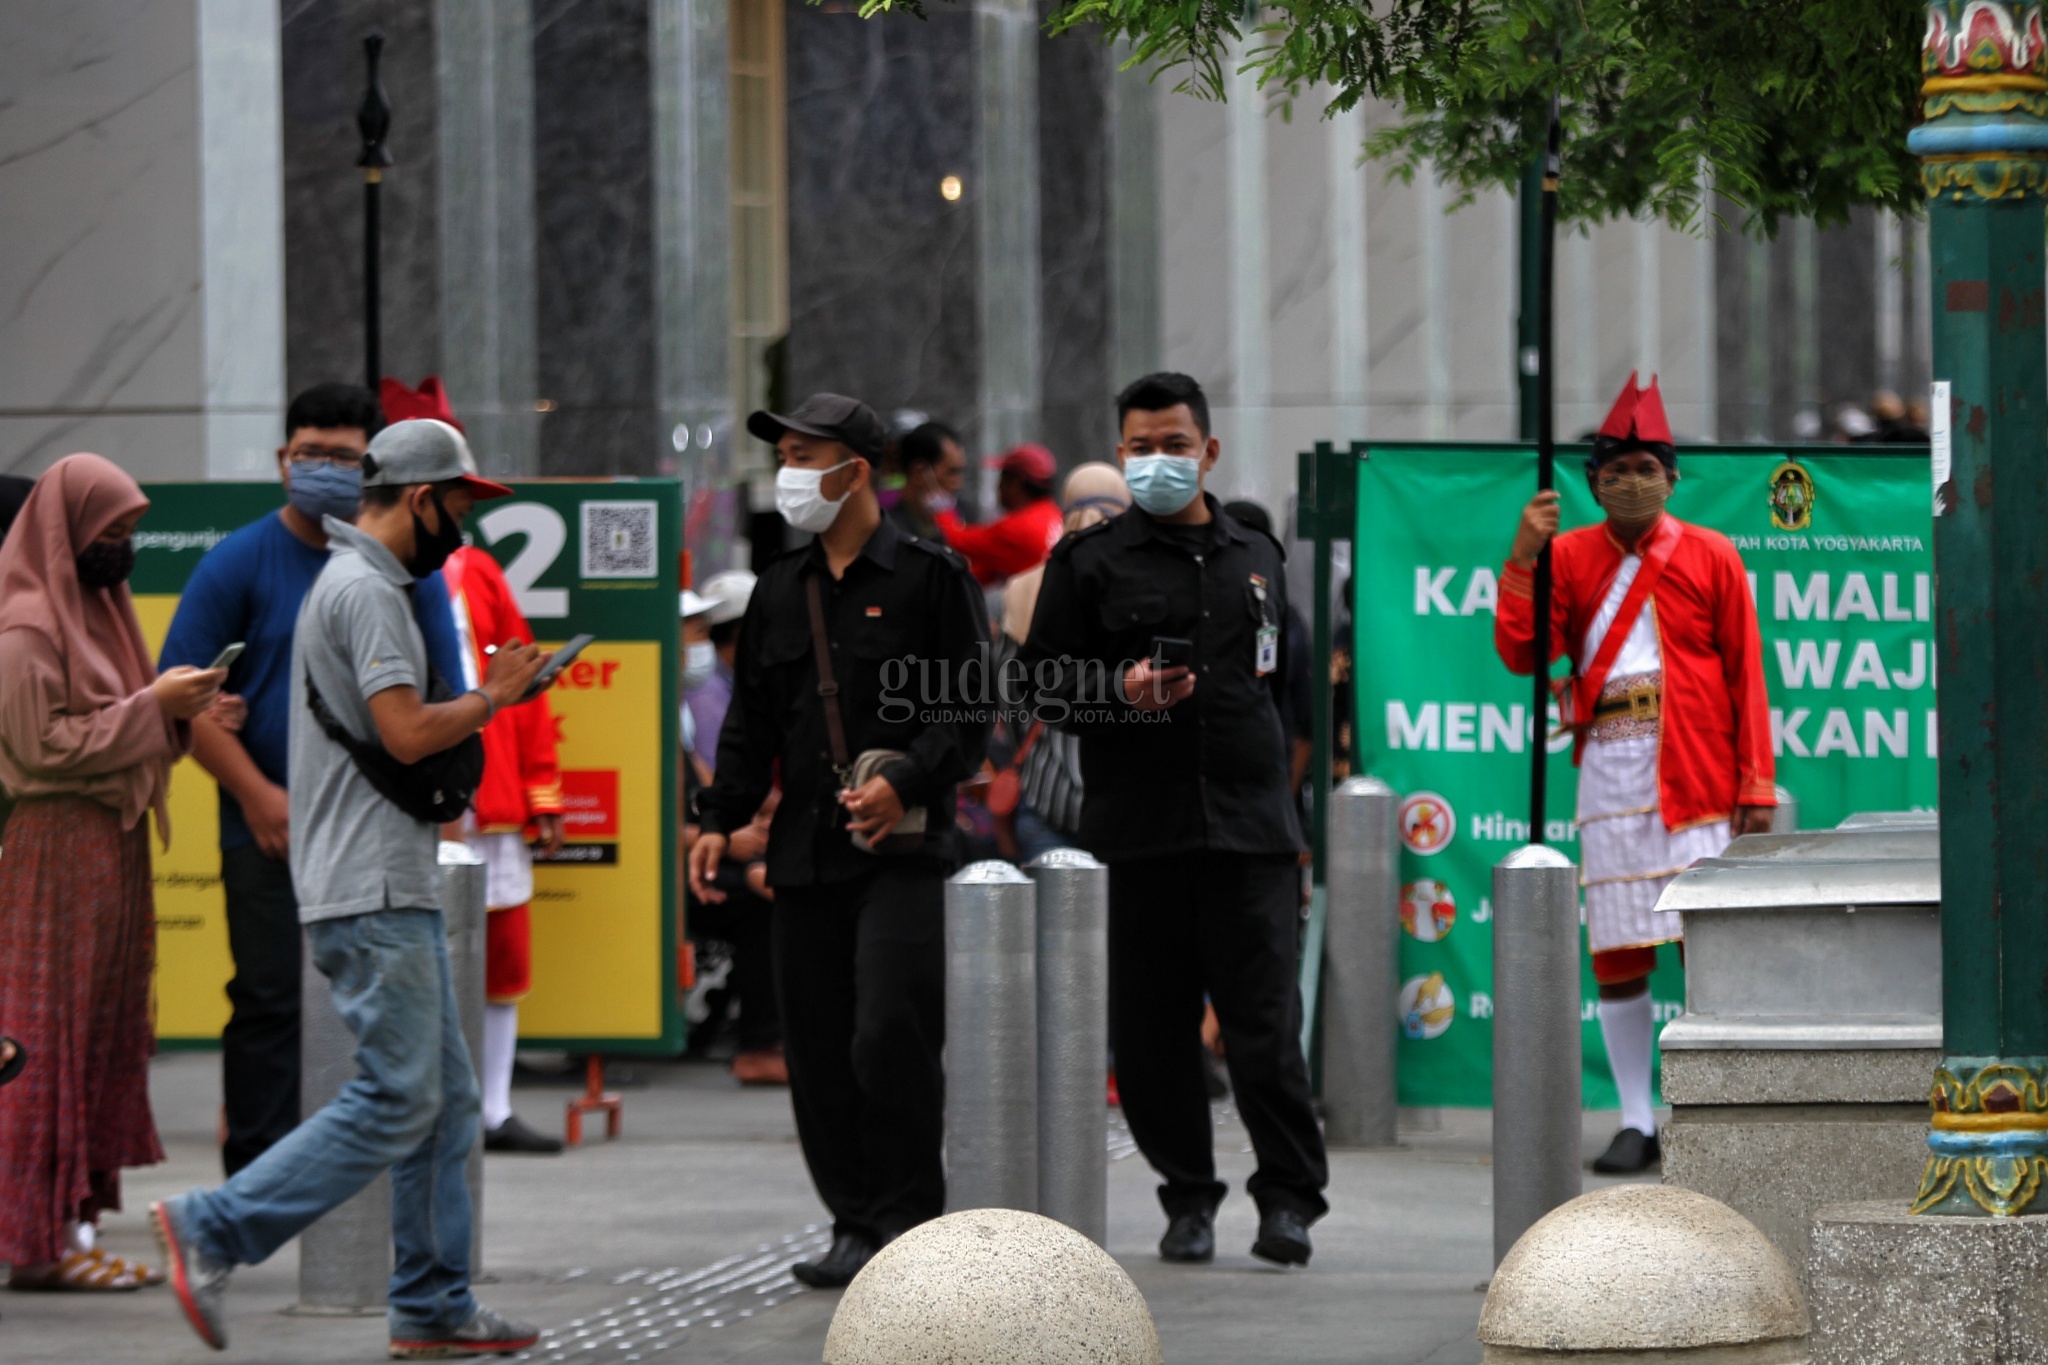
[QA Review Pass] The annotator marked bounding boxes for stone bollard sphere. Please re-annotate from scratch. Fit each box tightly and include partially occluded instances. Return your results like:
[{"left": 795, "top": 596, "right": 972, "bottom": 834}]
[
  {"left": 823, "top": 1208, "right": 1162, "bottom": 1365},
  {"left": 1480, "top": 1185, "right": 1810, "bottom": 1363}
]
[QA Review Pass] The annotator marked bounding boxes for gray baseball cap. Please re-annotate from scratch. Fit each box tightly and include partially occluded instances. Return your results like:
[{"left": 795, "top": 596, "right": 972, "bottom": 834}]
[{"left": 362, "top": 418, "right": 513, "bottom": 499}]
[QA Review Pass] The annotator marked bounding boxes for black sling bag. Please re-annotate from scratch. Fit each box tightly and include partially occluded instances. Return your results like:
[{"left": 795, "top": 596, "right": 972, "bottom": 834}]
[{"left": 305, "top": 668, "right": 485, "bottom": 825}]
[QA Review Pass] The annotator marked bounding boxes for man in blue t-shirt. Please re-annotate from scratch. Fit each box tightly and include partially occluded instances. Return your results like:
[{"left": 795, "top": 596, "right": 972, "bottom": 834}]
[{"left": 159, "top": 383, "right": 469, "bottom": 1175}]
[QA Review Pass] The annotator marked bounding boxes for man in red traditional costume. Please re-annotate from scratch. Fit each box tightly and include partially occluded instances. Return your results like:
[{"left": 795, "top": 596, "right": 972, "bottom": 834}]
[
  {"left": 382, "top": 378, "right": 571, "bottom": 1155},
  {"left": 1495, "top": 373, "right": 1775, "bottom": 1175},
  {"left": 445, "top": 543, "right": 568, "bottom": 1154}
]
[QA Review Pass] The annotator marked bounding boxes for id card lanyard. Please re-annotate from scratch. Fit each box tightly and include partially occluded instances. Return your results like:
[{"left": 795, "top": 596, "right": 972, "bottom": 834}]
[{"left": 1252, "top": 574, "right": 1278, "bottom": 676}]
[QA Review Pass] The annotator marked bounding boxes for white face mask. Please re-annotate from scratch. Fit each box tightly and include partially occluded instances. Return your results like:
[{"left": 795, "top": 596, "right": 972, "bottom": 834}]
[
  {"left": 683, "top": 641, "right": 717, "bottom": 690},
  {"left": 775, "top": 461, "right": 857, "bottom": 533}
]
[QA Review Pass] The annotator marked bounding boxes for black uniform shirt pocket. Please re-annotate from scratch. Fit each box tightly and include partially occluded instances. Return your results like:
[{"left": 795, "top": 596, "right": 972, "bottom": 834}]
[{"left": 1099, "top": 592, "right": 1168, "bottom": 631}]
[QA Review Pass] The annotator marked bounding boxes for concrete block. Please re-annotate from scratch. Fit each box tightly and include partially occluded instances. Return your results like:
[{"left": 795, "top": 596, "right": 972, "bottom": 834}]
[
  {"left": 1662, "top": 1049, "right": 1939, "bottom": 1106},
  {"left": 823, "top": 1207, "right": 1161, "bottom": 1365},
  {"left": 1662, "top": 1108, "right": 1929, "bottom": 1285},
  {"left": 1480, "top": 1184, "right": 1808, "bottom": 1362},
  {"left": 1810, "top": 1200, "right": 2048, "bottom": 1364}
]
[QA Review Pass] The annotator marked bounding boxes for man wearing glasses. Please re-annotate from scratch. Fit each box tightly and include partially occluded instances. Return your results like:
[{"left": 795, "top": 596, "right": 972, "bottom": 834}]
[{"left": 159, "top": 383, "right": 468, "bottom": 1174}]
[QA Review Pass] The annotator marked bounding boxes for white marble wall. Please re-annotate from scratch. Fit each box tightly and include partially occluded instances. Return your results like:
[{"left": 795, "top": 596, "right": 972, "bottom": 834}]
[
  {"left": 0, "top": 0, "right": 285, "bottom": 482},
  {"left": 439, "top": 0, "right": 539, "bottom": 478},
  {"left": 1152, "top": 83, "right": 1715, "bottom": 525}
]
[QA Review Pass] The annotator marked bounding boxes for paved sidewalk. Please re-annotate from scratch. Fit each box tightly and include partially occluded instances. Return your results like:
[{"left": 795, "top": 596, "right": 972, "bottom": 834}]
[{"left": 0, "top": 1054, "right": 1647, "bottom": 1364}]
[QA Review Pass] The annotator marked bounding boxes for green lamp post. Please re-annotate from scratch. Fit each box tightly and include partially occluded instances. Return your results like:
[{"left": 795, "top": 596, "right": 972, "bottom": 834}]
[{"left": 1910, "top": 0, "right": 2048, "bottom": 1218}]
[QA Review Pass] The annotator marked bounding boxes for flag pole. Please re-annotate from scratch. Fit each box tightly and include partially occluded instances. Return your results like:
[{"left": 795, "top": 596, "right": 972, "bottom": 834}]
[{"left": 1527, "top": 85, "right": 1561, "bottom": 844}]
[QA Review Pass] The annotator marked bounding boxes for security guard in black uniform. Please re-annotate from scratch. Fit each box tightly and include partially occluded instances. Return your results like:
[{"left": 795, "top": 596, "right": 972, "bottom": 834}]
[
  {"left": 1021, "top": 372, "right": 1329, "bottom": 1267},
  {"left": 690, "top": 394, "right": 991, "bottom": 1288}
]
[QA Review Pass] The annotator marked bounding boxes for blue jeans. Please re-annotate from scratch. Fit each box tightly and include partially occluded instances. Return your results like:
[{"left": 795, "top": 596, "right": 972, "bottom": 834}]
[{"left": 174, "top": 908, "right": 479, "bottom": 1336}]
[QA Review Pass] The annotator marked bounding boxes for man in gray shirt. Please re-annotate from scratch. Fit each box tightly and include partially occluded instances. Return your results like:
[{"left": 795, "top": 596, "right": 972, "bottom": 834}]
[{"left": 153, "top": 420, "right": 549, "bottom": 1359}]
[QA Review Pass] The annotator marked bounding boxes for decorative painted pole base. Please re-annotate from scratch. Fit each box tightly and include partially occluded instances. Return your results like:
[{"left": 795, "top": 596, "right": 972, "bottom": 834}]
[
  {"left": 1906, "top": 0, "right": 2048, "bottom": 1221},
  {"left": 1913, "top": 1058, "right": 2048, "bottom": 1215}
]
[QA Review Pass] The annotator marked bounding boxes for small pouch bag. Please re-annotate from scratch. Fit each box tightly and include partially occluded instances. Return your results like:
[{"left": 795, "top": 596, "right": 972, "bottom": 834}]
[{"left": 805, "top": 575, "right": 927, "bottom": 855}]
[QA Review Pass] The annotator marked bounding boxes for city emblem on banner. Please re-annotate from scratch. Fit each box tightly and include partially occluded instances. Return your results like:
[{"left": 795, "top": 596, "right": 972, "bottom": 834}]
[
  {"left": 1769, "top": 461, "right": 1816, "bottom": 531},
  {"left": 1398, "top": 972, "right": 1456, "bottom": 1040},
  {"left": 1401, "top": 879, "right": 1457, "bottom": 942},
  {"left": 1398, "top": 790, "right": 1456, "bottom": 856}
]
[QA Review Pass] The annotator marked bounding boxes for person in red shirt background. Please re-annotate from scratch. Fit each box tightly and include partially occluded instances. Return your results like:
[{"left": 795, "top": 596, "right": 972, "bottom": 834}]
[
  {"left": 1495, "top": 372, "right": 1774, "bottom": 1176},
  {"left": 934, "top": 444, "right": 1064, "bottom": 585},
  {"left": 445, "top": 537, "right": 568, "bottom": 1154}
]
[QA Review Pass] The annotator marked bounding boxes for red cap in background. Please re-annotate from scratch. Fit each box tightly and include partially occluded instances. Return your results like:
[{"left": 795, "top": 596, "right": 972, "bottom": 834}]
[{"left": 998, "top": 443, "right": 1057, "bottom": 485}]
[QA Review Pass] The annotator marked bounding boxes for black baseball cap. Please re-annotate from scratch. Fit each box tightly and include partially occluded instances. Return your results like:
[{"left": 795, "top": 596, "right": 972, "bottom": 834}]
[{"left": 746, "top": 394, "right": 886, "bottom": 461}]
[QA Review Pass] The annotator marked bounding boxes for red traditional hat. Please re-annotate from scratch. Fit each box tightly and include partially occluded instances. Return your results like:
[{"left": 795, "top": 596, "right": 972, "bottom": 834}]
[
  {"left": 380, "top": 375, "right": 465, "bottom": 433},
  {"left": 1596, "top": 371, "right": 1673, "bottom": 447}
]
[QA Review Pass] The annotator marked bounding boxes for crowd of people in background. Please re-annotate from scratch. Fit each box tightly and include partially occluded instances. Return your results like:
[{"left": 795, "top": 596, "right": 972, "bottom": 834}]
[
  {"left": 0, "top": 347, "right": 1819, "bottom": 1350},
  {"left": 0, "top": 360, "right": 1365, "bottom": 1334}
]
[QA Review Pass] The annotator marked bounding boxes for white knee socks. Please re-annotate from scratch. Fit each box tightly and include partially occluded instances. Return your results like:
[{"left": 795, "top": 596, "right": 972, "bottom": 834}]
[
  {"left": 482, "top": 1002, "right": 518, "bottom": 1132},
  {"left": 1598, "top": 991, "right": 1657, "bottom": 1137}
]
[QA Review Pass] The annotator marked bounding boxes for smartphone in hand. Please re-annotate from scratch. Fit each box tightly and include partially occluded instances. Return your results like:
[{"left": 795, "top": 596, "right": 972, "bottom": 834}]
[
  {"left": 1151, "top": 635, "right": 1194, "bottom": 673},
  {"left": 522, "top": 633, "right": 597, "bottom": 700},
  {"left": 208, "top": 642, "right": 246, "bottom": 671}
]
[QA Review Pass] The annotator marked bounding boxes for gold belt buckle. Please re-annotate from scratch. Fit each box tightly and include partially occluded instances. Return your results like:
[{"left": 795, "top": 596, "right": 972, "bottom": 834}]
[{"left": 1628, "top": 684, "right": 1658, "bottom": 722}]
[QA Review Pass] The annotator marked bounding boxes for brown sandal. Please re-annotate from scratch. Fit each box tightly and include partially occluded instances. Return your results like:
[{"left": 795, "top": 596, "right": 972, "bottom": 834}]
[
  {"left": 8, "top": 1251, "right": 143, "bottom": 1291},
  {"left": 90, "top": 1249, "right": 164, "bottom": 1286}
]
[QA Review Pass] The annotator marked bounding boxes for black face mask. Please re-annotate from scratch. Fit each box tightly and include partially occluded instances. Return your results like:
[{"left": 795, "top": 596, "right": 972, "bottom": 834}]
[
  {"left": 405, "top": 491, "right": 465, "bottom": 579},
  {"left": 76, "top": 537, "right": 137, "bottom": 590}
]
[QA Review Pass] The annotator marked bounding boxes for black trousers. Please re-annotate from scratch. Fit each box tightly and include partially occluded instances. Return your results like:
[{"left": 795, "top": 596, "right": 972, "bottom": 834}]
[
  {"left": 689, "top": 871, "right": 783, "bottom": 1050},
  {"left": 772, "top": 861, "right": 946, "bottom": 1242},
  {"left": 1109, "top": 850, "right": 1329, "bottom": 1222},
  {"left": 219, "top": 845, "right": 303, "bottom": 1176}
]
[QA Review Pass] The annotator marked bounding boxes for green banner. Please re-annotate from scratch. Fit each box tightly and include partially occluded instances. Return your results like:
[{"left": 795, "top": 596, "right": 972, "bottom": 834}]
[{"left": 1351, "top": 445, "right": 1936, "bottom": 1108}]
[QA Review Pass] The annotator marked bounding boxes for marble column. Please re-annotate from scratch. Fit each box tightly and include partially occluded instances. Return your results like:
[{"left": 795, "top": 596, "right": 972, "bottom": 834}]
[
  {"left": 783, "top": 3, "right": 978, "bottom": 433},
  {"left": 1108, "top": 46, "right": 1161, "bottom": 390},
  {"left": 0, "top": 0, "right": 286, "bottom": 480},
  {"left": 1038, "top": 21, "right": 1115, "bottom": 470},
  {"left": 534, "top": 0, "right": 658, "bottom": 477},
  {"left": 976, "top": 0, "right": 1044, "bottom": 511},
  {"left": 1224, "top": 52, "right": 1271, "bottom": 488},
  {"left": 282, "top": 0, "right": 441, "bottom": 403},
  {"left": 651, "top": 0, "right": 733, "bottom": 488},
  {"left": 438, "top": 0, "right": 539, "bottom": 477}
]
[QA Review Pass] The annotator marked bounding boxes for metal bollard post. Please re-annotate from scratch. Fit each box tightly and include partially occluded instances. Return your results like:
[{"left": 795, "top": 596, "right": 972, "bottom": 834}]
[
  {"left": 1025, "top": 848, "right": 1108, "bottom": 1245},
  {"left": 297, "top": 943, "right": 391, "bottom": 1313},
  {"left": 945, "top": 860, "right": 1038, "bottom": 1213},
  {"left": 1491, "top": 843, "right": 1582, "bottom": 1267},
  {"left": 1322, "top": 776, "right": 1401, "bottom": 1148},
  {"left": 438, "top": 841, "right": 489, "bottom": 1277},
  {"left": 297, "top": 842, "right": 489, "bottom": 1311},
  {"left": 1770, "top": 783, "right": 1798, "bottom": 834}
]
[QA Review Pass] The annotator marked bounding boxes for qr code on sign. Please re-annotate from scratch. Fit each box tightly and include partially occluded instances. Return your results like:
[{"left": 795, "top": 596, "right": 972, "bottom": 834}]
[{"left": 580, "top": 501, "right": 659, "bottom": 578}]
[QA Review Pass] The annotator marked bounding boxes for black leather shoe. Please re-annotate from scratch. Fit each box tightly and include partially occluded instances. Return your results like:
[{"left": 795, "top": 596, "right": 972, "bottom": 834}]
[
  {"left": 1158, "top": 1211, "right": 1214, "bottom": 1263},
  {"left": 1591, "top": 1127, "right": 1662, "bottom": 1175},
  {"left": 483, "top": 1115, "right": 564, "bottom": 1154},
  {"left": 790, "top": 1233, "right": 877, "bottom": 1288},
  {"left": 1251, "top": 1208, "right": 1312, "bottom": 1267}
]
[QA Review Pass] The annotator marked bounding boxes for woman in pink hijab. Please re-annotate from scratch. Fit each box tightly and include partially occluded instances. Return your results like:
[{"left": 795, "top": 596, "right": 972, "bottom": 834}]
[{"left": 0, "top": 454, "right": 227, "bottom": 1290}]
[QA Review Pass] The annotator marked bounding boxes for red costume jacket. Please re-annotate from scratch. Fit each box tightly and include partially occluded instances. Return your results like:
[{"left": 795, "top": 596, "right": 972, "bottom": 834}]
[
  {"left": 935, "top": 498, "right": 1063, "bottom": 585},
  {"left": 445, "top": 547, "right": 564, "bottom": 833},
  {"left": 1494, "top": 516, "right": 1775, "bottom": 831}
]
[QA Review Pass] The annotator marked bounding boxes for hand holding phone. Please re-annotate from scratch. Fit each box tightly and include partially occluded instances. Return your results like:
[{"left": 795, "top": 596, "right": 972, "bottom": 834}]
[
  {"left": 1151, "top": 635, "right": 1194, "bottom": 672},
  {"left": 521, "top": 633, "right": 597, "bottom": 700},
  {"left": 1124, "top": 636, "right": 1195, "bottom": 712}
]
